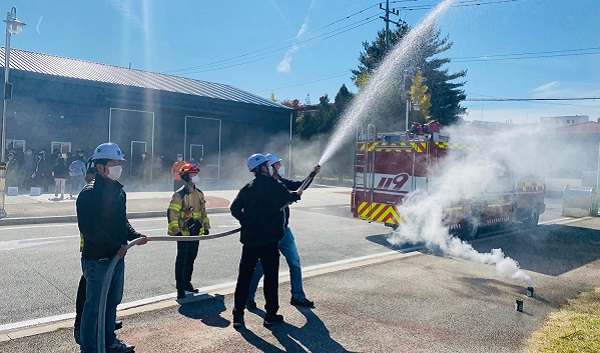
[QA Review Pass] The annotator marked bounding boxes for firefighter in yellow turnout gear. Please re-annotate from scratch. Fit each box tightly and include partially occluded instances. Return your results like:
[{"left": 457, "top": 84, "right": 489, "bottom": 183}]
[{"left": 168, "top": 163, "right": 210, "bottom": 299}]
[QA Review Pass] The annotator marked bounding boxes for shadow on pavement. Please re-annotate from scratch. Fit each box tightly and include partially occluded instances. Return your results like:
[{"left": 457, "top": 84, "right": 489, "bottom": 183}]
[
  {"left": 267, "top": 307, "right": 358, "bottom": 353},
  {"left": 472, "top": 224, "right": 600, "bottom": 276},
  {"left": 177, "top": 294, "right": 230, "bottom": 328}
]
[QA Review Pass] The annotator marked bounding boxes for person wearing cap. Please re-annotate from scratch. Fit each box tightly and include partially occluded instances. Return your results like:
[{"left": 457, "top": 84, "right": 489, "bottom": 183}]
[
  {"left": 171, "top": 153, "right": 187, "bottom": 191},
  {"left": 230, "top": 153, "right": 302, "bottom": 329},
  {"left": 167, "top": 163, "right": 211, "bottom": 299},
  {"left": 246, "top": 153, "right": 320, "bottom": 309},
  {"left": 76, "top": 142, "right": 148, "bottom": 353}
]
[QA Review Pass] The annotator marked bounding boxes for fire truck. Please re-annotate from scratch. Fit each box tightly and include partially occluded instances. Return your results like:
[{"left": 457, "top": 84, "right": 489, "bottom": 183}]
[{"left": 351, "top": 124, "right": 545, "bottom": 238}]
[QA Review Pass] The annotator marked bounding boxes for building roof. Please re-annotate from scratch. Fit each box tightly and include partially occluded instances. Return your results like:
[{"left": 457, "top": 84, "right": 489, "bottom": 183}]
[
  {"left": 549, "top": 121, "right": 600, "bottom": 134},
  {"left": 0, "top": 48, "right": 286, "bottom": 109}
]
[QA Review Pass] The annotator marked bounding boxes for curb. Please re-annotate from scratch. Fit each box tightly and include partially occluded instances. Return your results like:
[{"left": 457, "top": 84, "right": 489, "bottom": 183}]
[{"left": 0, "top": 207, "right": 231, "bottom": 226}]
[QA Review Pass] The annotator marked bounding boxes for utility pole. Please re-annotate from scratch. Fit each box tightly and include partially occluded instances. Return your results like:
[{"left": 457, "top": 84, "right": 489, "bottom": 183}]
[{"left": 379, "top": 0, "right": 400, "bottom": 51}]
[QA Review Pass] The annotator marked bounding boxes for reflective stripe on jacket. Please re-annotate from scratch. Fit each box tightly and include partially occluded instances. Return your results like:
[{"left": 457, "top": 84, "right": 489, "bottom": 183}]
[{"left": 167, "top": 184, "right": 210, "bottom": 236}]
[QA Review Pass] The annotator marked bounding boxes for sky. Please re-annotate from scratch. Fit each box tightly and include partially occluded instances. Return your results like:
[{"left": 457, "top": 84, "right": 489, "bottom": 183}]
[{"left": 6, "top": 0, "right": 600, "bottom": 124}]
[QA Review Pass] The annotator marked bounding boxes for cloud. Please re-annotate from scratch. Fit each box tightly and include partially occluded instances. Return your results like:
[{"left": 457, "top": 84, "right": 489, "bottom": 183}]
[
  {"left": 36, "top": 16, "right": 43, "bottom": 34},
  {"left": 276, "top": 0, "right": 317, "bottom": 73},
  {"left": 533, "top": 81, "right": 559, "bottom": 93},
  {"left": 277, "top": 44, "right": 299, "bottom": 73},
  {"left": 106, "top": 0, "right": 148, "bottom": 31}
]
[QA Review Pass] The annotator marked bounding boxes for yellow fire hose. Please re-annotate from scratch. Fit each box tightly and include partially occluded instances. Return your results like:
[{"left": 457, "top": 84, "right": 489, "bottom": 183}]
[{"left": 96, "top": 228, "right": 240, "bottom": 353}]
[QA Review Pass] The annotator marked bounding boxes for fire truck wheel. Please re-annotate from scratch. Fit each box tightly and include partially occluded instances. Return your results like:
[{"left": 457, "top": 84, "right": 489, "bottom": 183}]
[
  {"left": 522, "top": 210, "right": 539, "bottom": 228},
  {"left": 461, "top": 217, "right": 479, "bottom": 239}
]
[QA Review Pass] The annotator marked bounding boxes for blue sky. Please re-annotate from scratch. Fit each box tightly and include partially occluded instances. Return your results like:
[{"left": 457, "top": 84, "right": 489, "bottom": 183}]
[{"left": 7, "top": 0, "right": 600, "bottom": 124}]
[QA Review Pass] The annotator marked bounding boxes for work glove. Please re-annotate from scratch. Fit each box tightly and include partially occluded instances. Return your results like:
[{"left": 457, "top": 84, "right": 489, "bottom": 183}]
[
  {"left": 203, "top": 228, "right": 209, "bottom": 235},
  {"left": 188, "top": 220, "right": 202, "bottom": 236}
]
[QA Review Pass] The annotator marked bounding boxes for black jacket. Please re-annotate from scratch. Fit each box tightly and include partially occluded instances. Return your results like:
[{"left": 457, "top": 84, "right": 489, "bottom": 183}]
[
  {"left": 230, "top": 174, "right": 301, "bottom": 247},
  {"left": 278, "top": 175, "right": 313, "bottom": 228},
  {"left": 76, "top": 174, "right": 140, "bottom": 260}
]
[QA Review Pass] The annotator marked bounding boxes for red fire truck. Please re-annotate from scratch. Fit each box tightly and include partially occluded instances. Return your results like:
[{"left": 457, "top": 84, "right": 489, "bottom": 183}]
[{"left": 351, "top": 124, "right": 545, "bottom": 238}]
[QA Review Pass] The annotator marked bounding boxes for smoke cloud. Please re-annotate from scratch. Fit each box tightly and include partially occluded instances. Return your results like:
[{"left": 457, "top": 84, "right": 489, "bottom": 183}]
[{"left": 385, "top": 123, "right": 572, "bottom": 286}]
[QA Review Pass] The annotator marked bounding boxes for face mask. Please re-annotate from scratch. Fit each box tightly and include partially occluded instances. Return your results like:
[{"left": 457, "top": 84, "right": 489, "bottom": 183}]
[
  {"left": 191, "top": 175, "right": 200, "bottom": 184},
  {"left": 278, "top": 165, "right": 285, "bottom": 176},
  {"left": 177, "top": 157, "right": 183, "bottom": 161},
  {"left": 267, "top": 165, "right": 274, "bottom": 176},
  {"left": 107, "top": 165, "right": 122, "bottom": 181}
]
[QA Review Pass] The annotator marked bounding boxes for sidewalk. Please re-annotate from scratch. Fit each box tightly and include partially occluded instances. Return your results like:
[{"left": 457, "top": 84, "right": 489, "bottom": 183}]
[{"left": 1, "top": 180, "right": 245, "bottom": 225}]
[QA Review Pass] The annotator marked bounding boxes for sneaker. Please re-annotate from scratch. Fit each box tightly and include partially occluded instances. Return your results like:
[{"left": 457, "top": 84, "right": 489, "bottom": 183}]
[
  {"left": 115, "top": 320, "right": 123, "bottom": 330},
  {"left": 246, "top": 301, "right": 257, "bottom": 310},
  {"left": 233, "top": 310, "right": 245, "bottom": 329},
  {"left": 290, "top": 297, "right": 315, "bottom": 308},
  {"left": 263, "top": 314, "right": 284, "bottom": 327},
  {"left": 73, "top": 324, "right": 81, "bottom": 345},
  {"left": 106, "top": 339, "right": 134, "bottom": 353}
]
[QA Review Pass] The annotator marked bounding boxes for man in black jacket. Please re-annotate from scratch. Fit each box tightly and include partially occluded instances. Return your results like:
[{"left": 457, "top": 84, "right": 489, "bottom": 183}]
[
  {"left": 76, "top": 142, "right": 147, "bottom": 353},
  {"left": 230, "top": 153, "right": 302, "bottom": 329}
]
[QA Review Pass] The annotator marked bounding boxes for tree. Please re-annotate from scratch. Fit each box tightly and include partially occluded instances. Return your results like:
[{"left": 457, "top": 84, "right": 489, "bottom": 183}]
[
  {"left": 351, "top": 24, "right": 466, "bottom": 128},
  {"left": 268, "top": 92, "right": 277, "bottom": 102},
  {"left": 409, "top": 70, "right": 431, "bottom": 124}
]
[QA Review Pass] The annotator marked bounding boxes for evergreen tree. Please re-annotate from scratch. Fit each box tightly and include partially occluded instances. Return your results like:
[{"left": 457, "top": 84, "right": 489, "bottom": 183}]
[{"left": 351, "top": 24, "right": 466, "bottom": 128}]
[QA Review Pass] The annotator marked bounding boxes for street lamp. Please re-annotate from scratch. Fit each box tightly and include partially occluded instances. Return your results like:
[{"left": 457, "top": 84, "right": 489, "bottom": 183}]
[{"left": 0, "top": 6, "right": 25, "bottom": 219}]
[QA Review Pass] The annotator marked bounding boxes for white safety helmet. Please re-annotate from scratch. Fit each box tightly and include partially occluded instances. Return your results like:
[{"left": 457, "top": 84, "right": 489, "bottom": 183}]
[
  {"left": 265, "top": 153, "right": 282, "bottom": 166},
  {"left": 247, "top": 153, "right": 268, "bottom": 172},
  {"left": 92, "top": 142, "right": 125, "bottom": 161}
]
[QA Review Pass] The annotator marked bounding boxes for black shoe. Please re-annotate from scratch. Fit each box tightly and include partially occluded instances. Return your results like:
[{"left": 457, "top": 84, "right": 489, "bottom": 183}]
[
  {"left": 246, "top": 301, "right": 257, "bottom": 310},
  {"left": 73, "top": 324, "right": 81, "bottom": 345},
  {"left": 291, "top": 297, "right": 315, "bottom": 308},
  {"left": 115, "top": 320, "right": 123, "bottom": 330},
  {"left": 263, "top": 314, "right": 284, "bottom": 327},
  {"left": 184, "top": 283, "right": 199, "bottom": 293},
  {"left": 177, "top": 288, "right": 186, "bottom": 299},
  {"left": 233, "top": 310, "right": 245, "bottom": 329}
]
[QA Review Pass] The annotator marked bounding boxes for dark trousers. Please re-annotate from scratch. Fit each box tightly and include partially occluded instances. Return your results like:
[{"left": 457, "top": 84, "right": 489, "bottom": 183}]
[
  {"left": 175, "top": 241, "right": 199, "bottom": 289},
  {"left": 234, "top": 243, "right": 280, "bottom": 315},
  {"left": 74, "top": 275, "right": 86, "bottom": 326}
]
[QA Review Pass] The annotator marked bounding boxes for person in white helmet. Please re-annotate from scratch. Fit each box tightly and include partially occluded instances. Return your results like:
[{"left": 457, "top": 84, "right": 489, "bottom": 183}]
[
  {"left": 76, "top": 142, "right": 148, "bottom": 353},
  {"left": 246, "top": 153, "right": 320, "bottom": 309},
  {"left": 230, "top": 153, "right": 302, "bottom": 329}
]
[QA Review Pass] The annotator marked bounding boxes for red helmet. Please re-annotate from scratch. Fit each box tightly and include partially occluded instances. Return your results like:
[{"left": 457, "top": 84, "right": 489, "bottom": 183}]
[{"left": 179, "top": 163, "right": 199, "bottom": 179}]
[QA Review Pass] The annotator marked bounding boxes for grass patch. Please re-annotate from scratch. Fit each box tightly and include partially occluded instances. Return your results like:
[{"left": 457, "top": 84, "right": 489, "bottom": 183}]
[{"left": 526, "top": 288, "right": 600, "bottom": 353}]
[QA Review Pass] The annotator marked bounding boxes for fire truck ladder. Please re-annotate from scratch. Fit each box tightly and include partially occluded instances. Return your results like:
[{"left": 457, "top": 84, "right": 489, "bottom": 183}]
[{"left": 353, "top": 124, "right": 376, "bottom": 211}]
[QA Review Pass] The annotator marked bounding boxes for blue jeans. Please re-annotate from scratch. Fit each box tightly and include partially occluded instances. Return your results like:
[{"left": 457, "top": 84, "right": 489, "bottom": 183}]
[
  {"left": 248, "top": 227, "right": 305, "bottom": 302},
  {"left": 80, "top": 257, "right": 124, "bottom": 353},
  {"left": 71, "top": 176, "right": 85, "bottom": 196}
]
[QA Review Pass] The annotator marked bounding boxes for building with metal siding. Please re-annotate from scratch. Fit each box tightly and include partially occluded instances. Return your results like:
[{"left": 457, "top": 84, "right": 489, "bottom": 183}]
[{"left": 1, "top": 48, "right": 295, "bottom": 179}]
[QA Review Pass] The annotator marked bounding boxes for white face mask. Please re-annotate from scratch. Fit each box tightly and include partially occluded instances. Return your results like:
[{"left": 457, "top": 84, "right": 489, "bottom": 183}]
[
  {"left": 177, "top": 157, "right": 183, "bottom": 161},
  {"left": 107, "top": 165, "right": 122, "bottom": 181},
  {"left": 267, "top": 165, "right": 274, "bottom": 176},
  {"left": 191, "top": 175, "right": 200, "bottom": 184},
  {"left": 278, "top": 165, "right": 285, "bottom": 176}
]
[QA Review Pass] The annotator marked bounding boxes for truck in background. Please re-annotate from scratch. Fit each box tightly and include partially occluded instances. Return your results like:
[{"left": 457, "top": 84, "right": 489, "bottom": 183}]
[{"left": 351, "top": 123, "right": 545, "bottom": 238}]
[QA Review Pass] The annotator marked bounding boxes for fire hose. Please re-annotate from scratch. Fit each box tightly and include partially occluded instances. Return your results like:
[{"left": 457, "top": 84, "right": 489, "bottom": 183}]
[
  {"left": 96, "top": 166, "right": 319, "bottom": 352},
  {"left": 96, "top": 227, "right": 240, "bottom": 353}
]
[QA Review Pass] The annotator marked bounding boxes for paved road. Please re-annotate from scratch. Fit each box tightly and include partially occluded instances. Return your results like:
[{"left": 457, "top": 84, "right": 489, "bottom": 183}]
[{"left": 2, "top": 216, "right": 600, "bottom": 352}]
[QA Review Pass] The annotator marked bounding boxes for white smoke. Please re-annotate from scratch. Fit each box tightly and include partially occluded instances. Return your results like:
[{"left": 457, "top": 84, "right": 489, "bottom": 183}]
[{"left": 387, "top": 123, "right": 550, "bottom": 286}]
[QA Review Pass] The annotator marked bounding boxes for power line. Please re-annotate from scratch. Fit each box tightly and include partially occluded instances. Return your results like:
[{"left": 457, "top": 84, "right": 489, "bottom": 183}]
[{"left": 465, "top": 97, "right": 600, "bottom": 102}]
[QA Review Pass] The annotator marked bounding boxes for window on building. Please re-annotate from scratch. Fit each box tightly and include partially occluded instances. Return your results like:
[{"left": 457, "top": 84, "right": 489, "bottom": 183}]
[
  {"left": 6, "top": 139, "right": 25, "bottom": 152},
  {"left": 51, "top": 141, "right": 71, "bottom": 155}
]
